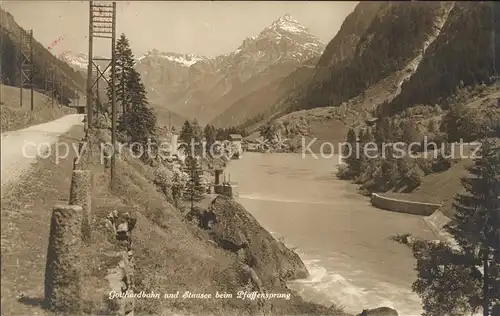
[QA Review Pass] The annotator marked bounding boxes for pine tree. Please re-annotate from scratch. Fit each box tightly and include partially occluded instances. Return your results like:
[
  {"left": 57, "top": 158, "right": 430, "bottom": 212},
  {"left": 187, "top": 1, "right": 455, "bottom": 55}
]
[
  {"left": 107, "top": 33, "right": 135, "bottom": 114},
  {"left": 190, "top": 119, "right": 203, "bottom": 144},
  {"left": 204, "top": 124, "right": 217, "bottom": 156},
  {"left": 118, "top": 68, "right": 157, "bottom": 161},
  {"left": 449, "top": 138, "right": 500, "bottom": 316},
  {"left": 343, "top": 128, "right": 362, "bottom": 178},
  {"left": 179, "top": 120, "right": 203, "bottom": 156},
  {"left": 179, "top": 120, "right": 193, "bottom": 144},
  {"left": 183, "top": 155, "right": 205, "bottom": 208},
  {"left": 412, "top": 138, "right": 500, "bottom": 316}
]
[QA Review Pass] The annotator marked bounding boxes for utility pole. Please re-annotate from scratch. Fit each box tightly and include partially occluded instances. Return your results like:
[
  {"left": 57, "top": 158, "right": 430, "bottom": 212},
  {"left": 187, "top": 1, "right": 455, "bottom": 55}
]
[
  {"left": 87, "top": 1, "right": 117, "bottom": 188},
  {"left": 60, "top": 76, "right": 65, "bottom": 105},
  {"left": 19, "top": 29, "right": 34, "bottom": 109},
  {"left": 86, "top": 2, "right": 94, "bottom": 128},
  {"left": 44, "top": 61, "right": 54, "bottom": 107},
  {"left": 111, "top": 2, "right": 117, "bottom": 190},
  {"left": 29, "top": 30, "right": 34, "bottom": 111},
  {"left": 51, "top": 68, "right": 55, "bottom": 107}
]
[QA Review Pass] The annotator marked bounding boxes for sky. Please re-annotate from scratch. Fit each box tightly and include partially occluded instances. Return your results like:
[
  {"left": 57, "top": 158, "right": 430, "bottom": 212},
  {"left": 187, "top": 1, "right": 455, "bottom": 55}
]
[{"left": 1, "top": 1, "right": 358, "bottom": 58}]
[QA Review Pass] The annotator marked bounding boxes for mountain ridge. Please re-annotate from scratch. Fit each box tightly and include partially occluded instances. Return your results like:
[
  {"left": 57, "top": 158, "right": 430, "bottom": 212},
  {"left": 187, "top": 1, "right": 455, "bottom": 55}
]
[{"left": 133, "top": 13, "right": 326, "bottom": 124}]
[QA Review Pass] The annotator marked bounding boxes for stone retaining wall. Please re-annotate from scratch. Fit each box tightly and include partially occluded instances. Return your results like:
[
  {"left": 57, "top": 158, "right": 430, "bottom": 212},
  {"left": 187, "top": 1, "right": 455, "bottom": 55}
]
[{"left": 370, "top": 193, "right": 442, "bottom": 216}]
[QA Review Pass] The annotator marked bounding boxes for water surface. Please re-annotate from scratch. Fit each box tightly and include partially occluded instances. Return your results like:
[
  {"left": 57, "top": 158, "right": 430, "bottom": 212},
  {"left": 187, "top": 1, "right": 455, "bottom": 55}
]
[{"left": 225, "top": 153, "right": 437, "bottom": 315}]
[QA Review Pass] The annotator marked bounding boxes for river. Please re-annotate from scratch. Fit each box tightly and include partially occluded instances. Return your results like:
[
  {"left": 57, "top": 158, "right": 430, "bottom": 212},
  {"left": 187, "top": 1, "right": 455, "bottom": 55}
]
[{"left": 225, "top": 152, "right": 440, "bottom": 316}]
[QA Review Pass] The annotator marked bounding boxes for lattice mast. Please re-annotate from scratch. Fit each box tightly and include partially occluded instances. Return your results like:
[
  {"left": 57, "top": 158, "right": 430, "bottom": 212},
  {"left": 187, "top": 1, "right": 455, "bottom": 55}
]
[
  {"left": 19, "top": 29, "right": 34, "bottom": 110},
  {"left": 86, "top": 1, "right": 117, "bottom": 187}
]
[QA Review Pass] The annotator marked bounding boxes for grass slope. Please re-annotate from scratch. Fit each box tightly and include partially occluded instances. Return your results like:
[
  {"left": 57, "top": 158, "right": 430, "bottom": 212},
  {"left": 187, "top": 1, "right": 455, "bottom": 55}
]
[
  {"left": 1, "top": 84, "right": 76, "bottom": 132},
  {"left": 1, "top": 121, "right": 347, "bottom": 315}
]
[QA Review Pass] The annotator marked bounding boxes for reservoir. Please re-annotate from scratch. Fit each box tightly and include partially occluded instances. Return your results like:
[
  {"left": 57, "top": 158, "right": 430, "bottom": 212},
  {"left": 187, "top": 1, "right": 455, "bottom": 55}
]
[{"left": 225, "top": 152, "right": 439, "bottom": 315}]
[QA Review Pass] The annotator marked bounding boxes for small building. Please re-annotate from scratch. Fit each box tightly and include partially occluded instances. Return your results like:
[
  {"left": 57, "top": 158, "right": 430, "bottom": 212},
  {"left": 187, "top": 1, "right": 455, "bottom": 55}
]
[
  {"left": 213, "top": 172, "right": 238, "bottom": 198},
  {"left": 229, "top": 134, "right": 243, "bottom": 159}
]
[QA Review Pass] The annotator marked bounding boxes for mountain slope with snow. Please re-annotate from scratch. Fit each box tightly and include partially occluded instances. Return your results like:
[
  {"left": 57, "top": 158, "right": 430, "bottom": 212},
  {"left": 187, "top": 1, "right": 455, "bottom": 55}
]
[
  {"left": 136, "top": 14, "right": 326, "bottom": 124},
  {"left": 58, "top": 51, "right": 90, "bottom": 72},
  {"left": 242, "top": 1, "right": 498, "bottom": 156}
]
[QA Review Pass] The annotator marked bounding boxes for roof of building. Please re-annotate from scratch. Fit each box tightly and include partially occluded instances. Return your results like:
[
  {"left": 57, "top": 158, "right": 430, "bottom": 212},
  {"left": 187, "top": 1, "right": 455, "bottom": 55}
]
[{"left": 229, "top": 134, "right": 242, "bottom": 140}]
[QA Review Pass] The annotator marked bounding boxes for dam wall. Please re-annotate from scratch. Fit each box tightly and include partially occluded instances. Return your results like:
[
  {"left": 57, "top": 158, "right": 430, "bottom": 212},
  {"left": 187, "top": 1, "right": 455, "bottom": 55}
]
[{"left": 370, "top": 193, "right": 442, "bottom": 216}]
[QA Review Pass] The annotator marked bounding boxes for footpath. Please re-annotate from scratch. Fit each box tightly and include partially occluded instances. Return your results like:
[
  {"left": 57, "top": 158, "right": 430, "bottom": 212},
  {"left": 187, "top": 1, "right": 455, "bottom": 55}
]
[
  {"left": 1, "top": 117, "right": 84, "bottom": 315},
  {"left": 1, "top": 114, "right": 84, "bottom": 196}
]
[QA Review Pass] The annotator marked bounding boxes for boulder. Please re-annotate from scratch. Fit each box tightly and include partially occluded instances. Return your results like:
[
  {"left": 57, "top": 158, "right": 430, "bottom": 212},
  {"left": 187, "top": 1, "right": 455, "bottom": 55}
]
[{"left": 207, "top": 196, "right": 309, "bottom": 287}]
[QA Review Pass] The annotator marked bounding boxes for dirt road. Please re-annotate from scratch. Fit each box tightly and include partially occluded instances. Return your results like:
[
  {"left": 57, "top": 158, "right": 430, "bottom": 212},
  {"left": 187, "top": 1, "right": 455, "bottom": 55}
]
[{"left": 1, "top": 114, "right": 84, "bottom": 196}]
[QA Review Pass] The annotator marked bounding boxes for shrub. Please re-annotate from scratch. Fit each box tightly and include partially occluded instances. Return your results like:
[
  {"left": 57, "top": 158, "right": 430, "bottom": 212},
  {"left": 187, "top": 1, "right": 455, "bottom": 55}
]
[{"left": 416, "top": 157, "right": 434, "bottom": 175}]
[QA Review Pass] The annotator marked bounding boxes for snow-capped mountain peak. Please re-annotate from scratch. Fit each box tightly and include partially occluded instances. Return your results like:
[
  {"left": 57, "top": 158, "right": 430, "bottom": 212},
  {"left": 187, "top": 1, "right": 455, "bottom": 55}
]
[
  {"left": 59, "top": 51, "right": 89, "bottom": 71},
  {"left": 228, "top": 13, "right": 324, "bottom": 62},
  {"left": 268, "top": 14, "right": 308, "bottom": 34},
  {"left": 137, "top": 50, "right": 207, "bottom": 67}
]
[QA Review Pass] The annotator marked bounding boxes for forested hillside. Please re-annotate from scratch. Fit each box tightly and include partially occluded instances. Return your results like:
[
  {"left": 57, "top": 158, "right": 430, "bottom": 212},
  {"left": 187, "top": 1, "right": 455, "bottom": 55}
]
[
  {"left": 384, "top": 1, "right": 497, "bottom": 115},
  {"left": 293, "top": 1, "right": 448, "bottom": 112},
  {"left": 0, "top": 7, "right": 85, "bottom": 104}
]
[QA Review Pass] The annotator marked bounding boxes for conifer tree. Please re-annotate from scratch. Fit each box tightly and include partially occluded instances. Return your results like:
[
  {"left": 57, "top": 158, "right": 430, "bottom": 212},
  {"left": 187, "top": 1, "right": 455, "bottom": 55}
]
[
  {"left": 412, "top": 138, "right": 500, "bottom": 316},
  {"left": 118, "top": 68, "right": 157, "bottom": 161},
  {"left": 107, "top": 33, "right": 135, "bottom": 114},
  {"left": 204, "top": 124, "right": 217, "bottom": 156},
  {"left": 343, "top": 128, "right": 361, "bottom": 178},
  {"left": 179, "top": 120, "right": 203, "bottom": 156},
  {"left": 183, "top": 155, "right": 205, "bottom": 209},
  {"left": 190, "top": 119, "right": 203, "bottom": 144},
  {"left": 179, "top": 120, "right": 193, "bottom": 145}
]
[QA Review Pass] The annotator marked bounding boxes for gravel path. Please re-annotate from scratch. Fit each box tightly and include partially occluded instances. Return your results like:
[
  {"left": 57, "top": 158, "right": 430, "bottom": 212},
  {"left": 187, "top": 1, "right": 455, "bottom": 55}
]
[{"left": 1, "top": 114, "right": 84, "bottom": 196}]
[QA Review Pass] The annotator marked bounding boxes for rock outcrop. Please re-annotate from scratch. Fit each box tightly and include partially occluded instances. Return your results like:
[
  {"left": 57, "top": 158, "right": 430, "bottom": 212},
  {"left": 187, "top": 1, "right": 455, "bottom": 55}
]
[{"left": 206, "top": 195, "right": 309, "bottom": 287}]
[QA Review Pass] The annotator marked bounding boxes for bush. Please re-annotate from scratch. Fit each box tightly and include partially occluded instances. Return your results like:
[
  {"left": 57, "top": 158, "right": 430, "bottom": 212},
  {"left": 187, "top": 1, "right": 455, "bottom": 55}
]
[
  {"left": 432, "top": 152, "right": 452, "bottom": 173},
  {"left": 416, "top": 157, "right": 434, "bottom": 175},
  {"left": 336, "top": 164, "right": 355, "bottom": 180},
  {"left": 405, "top": 168, "right": 422, "bottom": 191}
]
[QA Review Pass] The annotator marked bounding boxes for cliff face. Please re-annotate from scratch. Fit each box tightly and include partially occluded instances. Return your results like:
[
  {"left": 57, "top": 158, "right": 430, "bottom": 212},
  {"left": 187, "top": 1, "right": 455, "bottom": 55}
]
[
  {"left": 207, "top": 196, "right": 308, "bottom": 286},
  {"left": 316, "top": 1, "right": 382, "bottom": 69}
]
